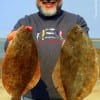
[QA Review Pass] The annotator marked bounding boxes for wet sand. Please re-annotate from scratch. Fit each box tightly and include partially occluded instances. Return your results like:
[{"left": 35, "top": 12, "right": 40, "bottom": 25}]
[
  {"left": 0, "top": 59, "right": 11, "bottom": 100},
  {"left": 0, "top": 80, "right": 11, "bottom": 100}
]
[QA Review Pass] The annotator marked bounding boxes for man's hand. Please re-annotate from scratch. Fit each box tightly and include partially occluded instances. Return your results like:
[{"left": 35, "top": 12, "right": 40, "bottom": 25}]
[
  {"left": 7, "top": 26, "right": 32, "bottom": 41},
  {"left": 62, "top": 40, "right": 65, "bottom": 47},
  {"left": 7, "top": 31, "right": 17, "bottom": 41}
]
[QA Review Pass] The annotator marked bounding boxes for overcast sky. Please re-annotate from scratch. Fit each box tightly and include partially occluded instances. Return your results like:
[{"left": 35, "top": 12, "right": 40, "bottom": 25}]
[{"left": 0, "top": 0, "right": 100, "bottom": 38}]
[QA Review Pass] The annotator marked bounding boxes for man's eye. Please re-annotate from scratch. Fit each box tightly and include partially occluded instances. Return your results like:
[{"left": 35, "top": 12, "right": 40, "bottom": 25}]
[
  {"left": 42, "top": 2, "right": 47, "bottom": 4},
  {"left": 42, "top": 2, "right": 56, "bottom": 4},
  {"left": 40, "top": 0, "right": 56, "bottom": 3}
]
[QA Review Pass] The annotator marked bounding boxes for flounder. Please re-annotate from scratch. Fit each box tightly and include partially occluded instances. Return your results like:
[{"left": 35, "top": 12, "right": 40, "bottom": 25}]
[
  {"left": 2, "top": 25, "right": 40, "bottom": 100},
  {"left": 96, "top": 48, "right": 100, "bottom": 79},
  {"left": 52, "top": 25, "right": 99, "bottom": 100}
]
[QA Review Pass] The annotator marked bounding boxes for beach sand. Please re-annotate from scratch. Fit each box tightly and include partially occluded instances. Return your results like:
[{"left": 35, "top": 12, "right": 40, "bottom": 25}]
[
  {"left": 0, "top": 58, "right": 100, "bottom": 100},
  {"left": 0, "top": 80, "right": 11, "bottom": 100},
  {"left": 0, "top": 59, "right": 11, "bottom": 100}
]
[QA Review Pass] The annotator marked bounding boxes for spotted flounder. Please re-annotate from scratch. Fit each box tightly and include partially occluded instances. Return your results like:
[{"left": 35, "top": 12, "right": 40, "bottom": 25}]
[
  {"left": 2, "top": 25, "right": 40, "bottom": 100},
  {"left": 52, "top": 25, "right": 99, "bottom": 100}
]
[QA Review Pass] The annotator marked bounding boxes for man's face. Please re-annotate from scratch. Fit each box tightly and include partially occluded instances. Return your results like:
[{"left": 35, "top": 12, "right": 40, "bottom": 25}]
[{"left": 37, "top": 0, "right": 62, "bottom": 16}]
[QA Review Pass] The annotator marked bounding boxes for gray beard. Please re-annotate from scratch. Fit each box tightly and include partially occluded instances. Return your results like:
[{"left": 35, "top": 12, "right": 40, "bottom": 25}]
[{"left": 37, "top": 4, "right": 62, "bottom": 17}]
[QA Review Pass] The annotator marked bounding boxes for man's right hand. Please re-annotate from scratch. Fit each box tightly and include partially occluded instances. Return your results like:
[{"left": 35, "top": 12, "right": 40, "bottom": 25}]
[
  {"left": 7, "top": 31, "right": 17, "bottom": 41},
  {"left": 7, "top": 26, "right": 32, "bottom": 41},
  {"left": 4, "top": 31, "right": 17, "bottom": 51}
]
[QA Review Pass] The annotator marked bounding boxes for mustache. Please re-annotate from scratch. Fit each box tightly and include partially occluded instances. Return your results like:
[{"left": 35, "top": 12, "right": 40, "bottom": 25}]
[{"left": 40, "top": 0, "right": 57, "bottom": 3}]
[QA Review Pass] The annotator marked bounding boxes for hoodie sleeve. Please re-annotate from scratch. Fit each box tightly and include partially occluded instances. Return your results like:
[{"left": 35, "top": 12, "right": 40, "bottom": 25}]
[{"left": 76, "top": 15, "right": 89, "bottom": 35}]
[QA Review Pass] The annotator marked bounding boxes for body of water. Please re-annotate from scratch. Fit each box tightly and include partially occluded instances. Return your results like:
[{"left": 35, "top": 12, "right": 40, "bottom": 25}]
[
  {"left": 0, "top": 39, "right": 6, "bottom": 58},
  {"left": 0, "top": 38, "right": 100, "bottom": 58}
]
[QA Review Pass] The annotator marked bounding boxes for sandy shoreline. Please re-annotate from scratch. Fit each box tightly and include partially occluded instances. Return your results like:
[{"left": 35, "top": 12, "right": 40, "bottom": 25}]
[
  {"left": 0, "top": 58, "right": 11, "bottom": 100},
  {"left": 0, "top": 80, "right": 11, "bottom": 100}
]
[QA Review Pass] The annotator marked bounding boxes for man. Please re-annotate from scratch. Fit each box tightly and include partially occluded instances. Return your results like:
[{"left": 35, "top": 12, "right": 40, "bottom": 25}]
[{"left": 5, "top": 0, "right": 89, "bottom": 99}]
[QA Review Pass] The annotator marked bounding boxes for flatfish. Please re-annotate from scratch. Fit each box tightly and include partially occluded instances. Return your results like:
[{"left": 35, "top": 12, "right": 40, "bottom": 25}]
[
  {"left": 96, "top": 48, "right": 100, "bottom": 79},
  {"left": 52, "top": 25, "right": 99, "bottom": 100},
  {"left": 2, "top": 25, "right": 40, "bottom": 100}
]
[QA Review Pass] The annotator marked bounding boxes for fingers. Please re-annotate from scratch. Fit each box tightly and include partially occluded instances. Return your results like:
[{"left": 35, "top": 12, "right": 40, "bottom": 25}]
[
  {"left": 25, "top": 26, "right": 33, "bottom": 32},
  {"left": 7, "top": 26, "right": 32, "bottom": 41},
  {"left": 62, "top": 40, "right": 65, "bottom": 47},
  {"left": 7, "top": 31, "right": 17, "bottom": 41}
]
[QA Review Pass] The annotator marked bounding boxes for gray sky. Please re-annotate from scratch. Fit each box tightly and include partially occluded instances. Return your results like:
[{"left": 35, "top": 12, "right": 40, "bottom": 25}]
[{"left": 0, "top": 0, "right": 100, "bottom": 38}]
